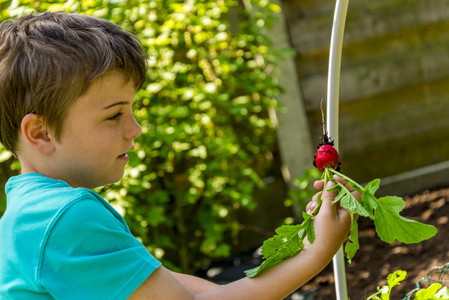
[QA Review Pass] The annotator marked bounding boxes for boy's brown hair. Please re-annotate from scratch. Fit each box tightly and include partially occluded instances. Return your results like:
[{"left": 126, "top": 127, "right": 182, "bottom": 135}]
[{"left": 0, "top": 11, "right": 148, "bottom": 155}]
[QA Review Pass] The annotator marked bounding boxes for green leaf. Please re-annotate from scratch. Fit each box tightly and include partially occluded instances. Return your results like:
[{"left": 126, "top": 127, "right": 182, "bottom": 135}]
[
  {"left": 247, "top": 168, "right": 438, "bottom": 277},
  {"left": 344, "top": 217, "right": 359, "bottom": 263},
  {"left": 374, "top": 196, "right": 438, "bottom": 244},
  {"left": 244, "top": 224, "right": 304, "bottom": 277},
  {"left": 364, "top": 178, "right": 380, "bottom": 195},
  {"left": 302, "top": 213, "right": 315, "bottom": 244},
  {"left": 415, "top": 283, "right": 445, "bottom": 299},
  {"left": 261, "top": 225, "right": 303, "bottom": 258},
  {"left": 366, "top": 270, "right": 406, "bottom": 300},
  {"left": 386, "top": 270, "right": 406, "bottom": 293},
  {"left": 361, "top": 179, "right": 380, "bottom": 216},
  {"left": 330, "top": 182, "right": 374, "bottom": 219},
  {"left": 378, "top": 196, "right": 405, "bottom": 213},
  {"left": 435, "top": 286, "right": 449, "bottom": 299},
  {"left": 244, "top": 265, "right": 261, "bottom": 278}
]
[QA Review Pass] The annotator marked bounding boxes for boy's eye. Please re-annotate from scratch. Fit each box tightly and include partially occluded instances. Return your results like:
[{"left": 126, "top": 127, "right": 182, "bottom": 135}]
[{"left": 108, "top": 112, "right": 123, "bottom": 121}]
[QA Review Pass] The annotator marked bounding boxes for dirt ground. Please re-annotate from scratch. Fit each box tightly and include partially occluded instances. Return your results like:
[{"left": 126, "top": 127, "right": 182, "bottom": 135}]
[{"left": 299, "top": 185, "right": 449, "bottom": 299}]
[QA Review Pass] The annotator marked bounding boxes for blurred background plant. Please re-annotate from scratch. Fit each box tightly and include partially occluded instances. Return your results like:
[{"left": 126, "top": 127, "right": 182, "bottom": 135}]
[
  {"left": 0, "top": 0, "right": 288, "bottom": 273},
  {"left": 286, "top": 168, "right": 321, "bottom": 211}
]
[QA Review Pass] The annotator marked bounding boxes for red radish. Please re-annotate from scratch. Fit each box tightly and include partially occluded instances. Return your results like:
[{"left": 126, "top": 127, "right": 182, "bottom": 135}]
[
  {"left": 315, "top": 104, "right": 341, "bottom": 172},
  {"left": 314, "top": 143, "right": 340, "bottom": 172}
]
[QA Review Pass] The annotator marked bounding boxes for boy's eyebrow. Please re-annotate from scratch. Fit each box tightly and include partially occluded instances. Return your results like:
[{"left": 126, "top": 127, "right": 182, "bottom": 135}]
[{"left": 103, "top": 101, "right": 130, "bottom": 109}]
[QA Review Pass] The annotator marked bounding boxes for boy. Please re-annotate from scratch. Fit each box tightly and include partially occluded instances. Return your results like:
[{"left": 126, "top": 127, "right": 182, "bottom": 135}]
[{"left": 0, "top": 11, "right": 359, "bottom": 299}]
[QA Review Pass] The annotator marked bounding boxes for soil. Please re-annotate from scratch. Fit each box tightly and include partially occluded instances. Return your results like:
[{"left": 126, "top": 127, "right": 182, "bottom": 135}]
[{"left": 299, "top": 186, "right": 449, "bottom": 299}]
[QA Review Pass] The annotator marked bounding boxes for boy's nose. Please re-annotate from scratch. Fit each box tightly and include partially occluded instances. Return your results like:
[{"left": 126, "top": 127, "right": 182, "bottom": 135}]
[{"left": 126, "top": 116, "right": 142, "bottom": 140}]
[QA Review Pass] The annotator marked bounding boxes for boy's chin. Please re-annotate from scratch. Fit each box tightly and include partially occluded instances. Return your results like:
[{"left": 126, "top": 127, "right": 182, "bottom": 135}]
[
  {"left": 102, "top": 176, "right": 124, "bottom": 187},
  {"left": 108, "top": 171, "right": 125, "bottom": 185},
  {"left": 86, "top": 173, "right": 124, "bottom": 189}
]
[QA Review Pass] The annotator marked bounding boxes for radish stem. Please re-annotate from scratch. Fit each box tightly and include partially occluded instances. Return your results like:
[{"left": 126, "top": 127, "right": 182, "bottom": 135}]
[{"left": 327, "top": 168, "right": 364, "bottom": 192}]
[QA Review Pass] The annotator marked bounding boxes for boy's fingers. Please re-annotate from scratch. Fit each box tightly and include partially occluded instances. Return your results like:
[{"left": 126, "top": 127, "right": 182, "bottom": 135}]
[
  {"left": 320, "top": 180, "right": 337, "bottom": 211},
  {"left": 315, "top": 175, "right": 351, "bottom": 192},
  {"left": 311, "top": 180, "right": 338, "bottom": 215},
  {"left": 333, "top": 174, "right": 362, "bottom": 204},
  {"left": 333, "top": 175, "right": 354, "bottom": 192},
  {"left": 322, "top": 180, "right": 352, "bottom": 230},
  {"left": 306, "top": 192, "right": 321, "bottom": 214},
  {"left": 313, "top": 179, "right": 325, "bottom": 190}
]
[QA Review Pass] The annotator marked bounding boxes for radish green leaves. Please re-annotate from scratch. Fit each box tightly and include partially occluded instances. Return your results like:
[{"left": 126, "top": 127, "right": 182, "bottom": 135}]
[{"left": 245, "top": 168, "right": 438, "bottom": 277}]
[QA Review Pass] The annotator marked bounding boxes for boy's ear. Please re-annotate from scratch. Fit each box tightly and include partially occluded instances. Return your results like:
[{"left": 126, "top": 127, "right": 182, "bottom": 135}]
[{"left": 20, "top": 114, "right": 54, "bottom": 154}]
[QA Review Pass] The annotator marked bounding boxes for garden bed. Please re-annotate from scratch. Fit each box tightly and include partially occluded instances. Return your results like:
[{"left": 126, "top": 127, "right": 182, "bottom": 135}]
[{"left": 300, "top": 185, "right": 449, "bottom": 299}]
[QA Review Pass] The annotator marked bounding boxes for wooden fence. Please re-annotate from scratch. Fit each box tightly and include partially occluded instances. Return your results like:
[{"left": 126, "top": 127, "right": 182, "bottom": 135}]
[{"left": 279, "top": 0, "right": 449, "bottom": 195}]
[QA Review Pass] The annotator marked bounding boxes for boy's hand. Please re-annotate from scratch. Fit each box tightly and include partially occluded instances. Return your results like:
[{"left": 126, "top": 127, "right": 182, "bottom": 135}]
[{"left": 305, "top": 175, "right": 360, "bottom": 256}]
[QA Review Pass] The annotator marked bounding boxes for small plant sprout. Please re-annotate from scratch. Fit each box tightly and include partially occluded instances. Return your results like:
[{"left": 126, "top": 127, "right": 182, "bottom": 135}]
[{"left": 367, "top": 269, "right": 449, "bottom": 299}]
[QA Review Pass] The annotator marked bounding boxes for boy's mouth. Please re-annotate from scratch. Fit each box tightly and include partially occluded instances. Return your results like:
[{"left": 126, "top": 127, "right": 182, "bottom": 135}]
[
  {"left": 118, "top": 153, "right": 129, "bottom": 159},
  {"left": 118, "top": 146, "right": 133, "bottom": 159}
]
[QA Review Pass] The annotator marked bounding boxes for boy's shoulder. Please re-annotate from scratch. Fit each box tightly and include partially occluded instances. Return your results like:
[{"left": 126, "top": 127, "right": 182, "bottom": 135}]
[
  {"left": 0, "top": 174, "right": 110, "bottom": 287},
  {"left": 3, "top": 173, "right": 122, "bottom": 231},
  {"left": 1, "top": 173, "right": 160, "bottom": 299},
  {"left": 1, "top": 172, "right": 129, "bottom": 262},
  {"left": 6, "top": 173, "right": 102, "bottom": 208}
]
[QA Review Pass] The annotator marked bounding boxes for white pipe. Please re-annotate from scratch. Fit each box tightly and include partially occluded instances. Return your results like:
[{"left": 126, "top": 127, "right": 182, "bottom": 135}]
[{"left": 327, "top": 0, "right": 350, "bottom": 299}]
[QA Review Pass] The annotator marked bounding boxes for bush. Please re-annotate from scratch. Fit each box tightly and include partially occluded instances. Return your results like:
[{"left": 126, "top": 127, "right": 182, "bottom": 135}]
[{"left": 0, "top": 0, "right": 283, "bottom": 273}]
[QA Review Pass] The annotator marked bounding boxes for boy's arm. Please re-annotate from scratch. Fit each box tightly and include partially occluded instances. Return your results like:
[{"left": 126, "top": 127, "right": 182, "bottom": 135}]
[
  {"left": 169, "top": 271, "right": 219, "bottom": 293},
  {"left": 128, "top": 178, "right": 354, "bottom": 300}
]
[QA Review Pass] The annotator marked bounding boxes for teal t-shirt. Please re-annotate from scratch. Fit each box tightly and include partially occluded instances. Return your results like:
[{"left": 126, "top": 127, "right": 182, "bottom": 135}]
[{"left": 0, "top": 173, "right": 161, "bottom": 299}]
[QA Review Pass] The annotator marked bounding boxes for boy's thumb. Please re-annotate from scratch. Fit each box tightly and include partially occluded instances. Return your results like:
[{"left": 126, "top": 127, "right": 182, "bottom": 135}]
[{"left": 321, "top": 180, "right": 337, "bottom": 208}]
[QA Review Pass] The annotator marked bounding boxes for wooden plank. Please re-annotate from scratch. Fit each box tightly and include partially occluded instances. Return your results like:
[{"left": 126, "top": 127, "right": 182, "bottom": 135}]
[
  {"left": 282, "top": 0, "right": 385, "bottom": 19},
  {"left": 297, "top": 21, "right": 449, "bottom": 77},
  {"left": 306, "top": 76, "right": 449, "bottom": 182},
  {"left": 279, "top": 0, "right": 449, "bottom": 194},
  {"left": 308, "top": 76, "right": 449, "bottom": 149},
  {"left": 301, "top": 46, "right": 449, "bottom": 109},
  {"left": 340, "top": 128, "right": 449, "bottom": 183},
  {"left": 286, "top": 0, "right": 449, "bottom": 52}
]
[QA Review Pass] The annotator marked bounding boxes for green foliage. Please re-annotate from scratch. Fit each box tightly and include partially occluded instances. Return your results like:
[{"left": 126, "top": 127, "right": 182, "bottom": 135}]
[
  {"left": 367, "top": 269, "right": 449, "bottom": 300},
  {"left": 244, "top": 212, "right": 313, "bottom": 277},
  {"left": 0, "top": 144, "right": 19, "bottom": 213},
  {"left": 0, "top": 0, "right": 282, "bottom": 273},
  {"left": 415, "top": 284, "right": 449, "bottom": 300},
  {"left": 245, "top": 167, "right": 437, "bottom": 277},
  {"left": 367, "top": 270, "right": 407, "bottom": 300},
  {"left": 286, "top": 168, "right": 321, "bottom": 211},
  {"left": 361, "top": 179, "right": 438, "bottom": 245}
]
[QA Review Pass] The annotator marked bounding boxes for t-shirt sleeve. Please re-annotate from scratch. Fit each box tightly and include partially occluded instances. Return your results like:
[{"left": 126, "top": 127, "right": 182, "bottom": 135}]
[{"left": 39, "top": 197, "right": 161, "bottom": 300}]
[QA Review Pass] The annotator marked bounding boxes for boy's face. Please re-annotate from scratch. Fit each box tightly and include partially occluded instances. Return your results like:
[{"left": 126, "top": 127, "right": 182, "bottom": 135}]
[{"left": 50, "top": 70, "right": 142, "bottom": 188}]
